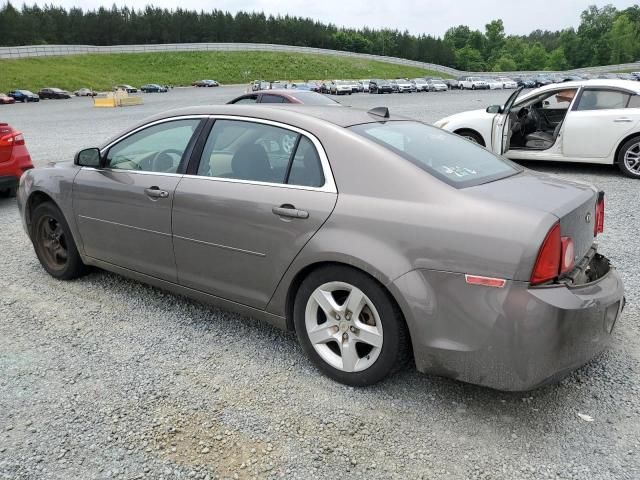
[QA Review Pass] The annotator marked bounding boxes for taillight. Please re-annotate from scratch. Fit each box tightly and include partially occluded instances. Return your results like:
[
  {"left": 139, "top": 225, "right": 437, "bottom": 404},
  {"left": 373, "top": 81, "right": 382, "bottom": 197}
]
[
  {"left": 594, "top": 191, "right": 604, "bottom": 236},
  {"left": 530, "top": 223, "right": 574, "bottom": 285},
  {"left": 0, "top": 131, "right": 24, "bottom": 147}
]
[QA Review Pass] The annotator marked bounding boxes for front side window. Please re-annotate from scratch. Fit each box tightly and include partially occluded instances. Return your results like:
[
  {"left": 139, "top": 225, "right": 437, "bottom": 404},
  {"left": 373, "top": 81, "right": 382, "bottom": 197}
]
[
  {"left": 350, "top": 121, "right": 520, "bottom": 188},
  {"left": 106, "top": 119, "right": 200, "bottom": 173},
  {"left": 577, "top": 89, "right": 631, "bottom": 111},
  {"left": 197, "top": 120, "right": 324, "bottom": 187}
]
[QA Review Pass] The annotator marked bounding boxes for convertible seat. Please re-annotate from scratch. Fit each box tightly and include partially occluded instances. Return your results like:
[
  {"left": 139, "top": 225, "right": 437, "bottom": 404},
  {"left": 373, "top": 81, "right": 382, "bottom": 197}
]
[
  {"left": 525, "top": 121, "right": 563, "bottom": 150},
  {"left": 230, "top": 143, "right": 274, "bottom": 182}
]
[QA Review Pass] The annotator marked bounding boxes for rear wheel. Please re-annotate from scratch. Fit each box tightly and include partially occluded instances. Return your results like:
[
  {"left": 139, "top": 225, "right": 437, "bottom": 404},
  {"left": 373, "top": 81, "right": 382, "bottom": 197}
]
[
  {"left": 618, "top": 137, "right": 640, "bottom": 178},
  {"left": 31, "top": 202, "right": 87, "bottom": 280},
  {"left": 294, "top": 265, "right": 410, "bottom": 386},
  {"left": 455, "top": 129, "right": 485, "bottom": 146}
]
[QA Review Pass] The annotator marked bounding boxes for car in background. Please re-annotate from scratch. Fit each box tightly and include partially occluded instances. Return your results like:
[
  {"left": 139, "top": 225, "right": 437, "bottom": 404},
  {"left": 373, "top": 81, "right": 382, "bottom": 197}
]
[
  {"left": 427, "top": 79, "right": 448, "bottom": 92},
  {"left": 444, "top": 78, "right": 460, "bottom": 89},
  {"left": 114, "top": 84, "right": 138, "bottom": 93},
  {"left": 74, "top": 88, "right": 97, "bottom": 97},
  {"left": 412, "top": 78, "right": 429, "bottom": 92},
  {"left": 562, "top": 75, "right": 584, "bottom": 82},
  {"left": 497, "top": 77, "right": 518, "bottom": 89},
  {"left": 359, "top": 80, "right": 370, "bottom": 93},
  {"left": 228, "top": 90, "right": 341, "bottom": 105},
  {"left": 514, "top": 77, "right": 536, "bottom": 89},
  {"left": 533, "top": 75, "right": 553, "bottom": 88},
  {"left": 8, "top": 90, "right": 40, "bottom": 103},
  {"left": 22, "top": 104, "right": 624, "bottom": 391},
  {"left": 346, "top": 81, "right": 362, "bottom": 93},
  {"left": 392, "top": 79, "right": 414, "bottom": 93},
  {"left": 369, "top": 79, "right": 393, "bottom": 94},
  {"left": 330, "top": 81, "right": 352, "bottom": 95},
  {"left": 459, "top": 77, "right": 489, "bottom": 90},
  {"left": 0, "top": 93, "right": 16, "bottom": 104},
  {"left": 0, "top": 123, "right": 33, "bottom": 197},
  {"left": 37, "top": 88, "right": 72, "bottom": 99},
  {"left": 140, "top": 84, "right": 168, "bottom": 93},
  {"left": 193, "top": 80, "right": 219, "bottom": 88},
  {"left": 434, "top": 79, "right": 640, "bottom": 178},
  {"left": 630, "top": 72, "right": 640, "bottom": 81},
  {"left": 485, "top": 78, "right": 504, "bottom": 90}
]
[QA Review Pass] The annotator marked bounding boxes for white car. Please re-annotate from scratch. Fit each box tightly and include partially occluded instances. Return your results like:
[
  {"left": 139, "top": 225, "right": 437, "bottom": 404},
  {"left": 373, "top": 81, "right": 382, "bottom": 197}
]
[
  {"left": 433, "top": 79, "right": 640, "bottom": 178},
  {"left": 459, "top": 76, "right": 489, "bottom": 90},
  {"left": 412, "top": 78, "right": 429, "bottom": 92},
  {"left": 427, "top": 79, "right": 448, "bottom": 92},
  {"left": 330, "top": 80, "right": 352, "bottom": 95},
  {"left": 393, "top": 79, "right": 415, "bottom": 93},
  {"left": 485, "top": 78, "right": 504, "bottom": 90},
  {"left": 360, "top": 80, "right": 370, "bottom": 92},
  {"left": 498, "top": 77, "right": 518, "bottom": 89}
]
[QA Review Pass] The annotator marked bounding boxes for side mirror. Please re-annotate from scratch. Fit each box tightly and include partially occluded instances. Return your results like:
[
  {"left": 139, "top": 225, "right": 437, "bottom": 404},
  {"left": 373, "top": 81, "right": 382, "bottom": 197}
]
[
  {"left": 74, "top": 147, "right": 102, "bottom": 168},
  {"left": 486, "top": 105, "right": 503, "bottom": 114}
]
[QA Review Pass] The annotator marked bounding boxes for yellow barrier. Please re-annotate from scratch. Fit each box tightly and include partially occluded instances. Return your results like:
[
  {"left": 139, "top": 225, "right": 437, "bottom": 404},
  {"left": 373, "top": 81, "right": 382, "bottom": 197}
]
[{"left": 93, "top": 90, "right": 143, "bottom": 108}]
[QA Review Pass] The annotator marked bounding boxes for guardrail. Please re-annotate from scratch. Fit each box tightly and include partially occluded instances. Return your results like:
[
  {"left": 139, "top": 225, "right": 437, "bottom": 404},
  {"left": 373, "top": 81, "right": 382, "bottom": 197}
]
[{"left": 1, "top": 43, "right": 638, "bottom": 77}]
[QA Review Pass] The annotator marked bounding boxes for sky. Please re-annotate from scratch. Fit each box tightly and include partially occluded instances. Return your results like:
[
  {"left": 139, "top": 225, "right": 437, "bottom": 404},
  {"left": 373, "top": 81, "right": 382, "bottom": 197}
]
[{"left": 16, "top": 0, "right": 640, "bottom": 37}]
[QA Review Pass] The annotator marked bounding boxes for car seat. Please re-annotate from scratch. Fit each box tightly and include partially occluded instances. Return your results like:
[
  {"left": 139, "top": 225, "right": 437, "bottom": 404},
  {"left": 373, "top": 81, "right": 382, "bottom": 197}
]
[{"left": 230, "top": 143, "right": 275, "bottom": 182}]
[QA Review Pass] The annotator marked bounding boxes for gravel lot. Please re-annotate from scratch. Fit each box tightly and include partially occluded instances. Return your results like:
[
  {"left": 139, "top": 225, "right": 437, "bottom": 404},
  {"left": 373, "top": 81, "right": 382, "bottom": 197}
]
[{"left": 1, "top": 87, "right": 639, "bottom": 480}]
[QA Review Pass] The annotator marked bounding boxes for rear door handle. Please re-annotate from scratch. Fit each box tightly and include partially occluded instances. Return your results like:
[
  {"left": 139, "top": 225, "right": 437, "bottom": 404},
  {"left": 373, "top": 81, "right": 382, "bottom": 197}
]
[
  {"left": 613, "top": 117, "right": 633, "bottom": 123},
  {"left": 272, "top": 204, "right": 309, "bottom": 219},
  {"left": 144, "top": 186, "right": 169, "bottom": 199}
]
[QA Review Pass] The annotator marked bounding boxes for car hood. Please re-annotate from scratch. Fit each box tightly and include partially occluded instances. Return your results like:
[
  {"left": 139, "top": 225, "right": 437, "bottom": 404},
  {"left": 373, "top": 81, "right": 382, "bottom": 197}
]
[{"left": 433, "top": 109, "right": 493, "bottom": 128}]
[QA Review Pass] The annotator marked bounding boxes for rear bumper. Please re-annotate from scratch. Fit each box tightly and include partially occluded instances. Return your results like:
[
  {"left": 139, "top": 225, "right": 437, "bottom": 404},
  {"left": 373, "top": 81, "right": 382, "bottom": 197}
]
[
  {"left": 391, "top": 260, "right": 625, "bottom": 391},
  {"left": 0, "top": 175, "right": 18, "bottom": 190}
]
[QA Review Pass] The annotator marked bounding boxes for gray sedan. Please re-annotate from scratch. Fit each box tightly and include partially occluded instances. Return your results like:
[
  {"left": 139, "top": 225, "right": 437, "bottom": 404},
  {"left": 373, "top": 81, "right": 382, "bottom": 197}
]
[{"left": 17, "top": 105, "right": 624, "bottom": 390}]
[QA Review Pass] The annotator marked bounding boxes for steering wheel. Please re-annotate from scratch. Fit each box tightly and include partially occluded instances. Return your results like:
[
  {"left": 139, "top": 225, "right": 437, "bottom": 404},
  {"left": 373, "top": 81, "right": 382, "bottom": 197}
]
[{"left": 150, "top": 149, "right": 183, "bottom": 172}]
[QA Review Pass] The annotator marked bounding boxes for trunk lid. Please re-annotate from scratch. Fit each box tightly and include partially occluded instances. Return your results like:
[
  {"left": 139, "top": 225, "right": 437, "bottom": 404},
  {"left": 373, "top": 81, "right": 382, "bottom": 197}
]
[{"left": 467, "top": 170, "right": 598, "bottom": 264}]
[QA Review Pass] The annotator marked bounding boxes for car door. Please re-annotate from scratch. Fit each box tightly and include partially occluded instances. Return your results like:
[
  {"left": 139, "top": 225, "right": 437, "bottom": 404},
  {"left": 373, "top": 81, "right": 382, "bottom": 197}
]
[
  {"left": 73, "top": 117, "right": 204, "bottom": 282},
  {"left": 172, "top": 117, "right": 337, "bottom": 309},
  {"left": 491, "top": 87, "right": 524, "bottom": 154},
  {"left": 562, "top": 87, "right": 640, "bottom": 159}
]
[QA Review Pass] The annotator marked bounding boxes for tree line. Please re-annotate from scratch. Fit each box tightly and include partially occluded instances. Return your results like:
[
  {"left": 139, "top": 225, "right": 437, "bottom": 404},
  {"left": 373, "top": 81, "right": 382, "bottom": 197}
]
[{"left": 0, "top": 3, "right": 638, "bottom": 72}]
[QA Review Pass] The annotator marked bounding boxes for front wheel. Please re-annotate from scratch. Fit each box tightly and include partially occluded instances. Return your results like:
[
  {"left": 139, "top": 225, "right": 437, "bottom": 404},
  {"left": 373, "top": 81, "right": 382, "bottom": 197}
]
[
  {"left": 294, "top": 266, "right": 410, "bottom": 386},
  {"left": 618, "top": 136, "right": 640, "bottom": 178},
  {"left": 31, "top": 202, "right": 87, "bottom": 280}
]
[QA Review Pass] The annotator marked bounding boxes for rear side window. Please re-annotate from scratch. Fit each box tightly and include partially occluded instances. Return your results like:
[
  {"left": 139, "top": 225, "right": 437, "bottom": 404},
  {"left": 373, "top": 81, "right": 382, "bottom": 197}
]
[
  {"left": 628, "top": 95, "right": 640, "bottom": 108},
  {"left": 287, "top": 137, "right": 324, "bottom": 187},
  {"left": 577, "top": 89, "right": 631, "bottom": 110},
  {"left": 349, "top": 121, "right": 520, "bottom": 188},
  {"left": 232, "top": 95, "right": 258, "bottom": 104},
  {"left": 261, "top": 94, "right": 286, "bottom": 103}
]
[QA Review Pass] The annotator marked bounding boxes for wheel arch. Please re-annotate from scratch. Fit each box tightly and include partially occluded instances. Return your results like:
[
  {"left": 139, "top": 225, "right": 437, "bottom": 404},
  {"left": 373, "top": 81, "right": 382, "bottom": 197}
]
[
  {"left": 613, "top": 132, "right": 640, "bottom": 164},
  {"left": 453, "top": 128, "right": 486, "bottom": 147},
  {"left": 25, "top": 190, "right": 58, "bottom": 233}
]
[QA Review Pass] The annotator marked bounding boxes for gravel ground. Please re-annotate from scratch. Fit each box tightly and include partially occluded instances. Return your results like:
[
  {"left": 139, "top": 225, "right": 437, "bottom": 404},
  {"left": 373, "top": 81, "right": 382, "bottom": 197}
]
[{"left": 1, "top": 87, "right": 639, "bottom": 480}]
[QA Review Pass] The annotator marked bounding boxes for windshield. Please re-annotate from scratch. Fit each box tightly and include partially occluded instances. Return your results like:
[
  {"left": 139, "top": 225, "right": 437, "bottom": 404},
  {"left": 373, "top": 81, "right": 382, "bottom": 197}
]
[{"left": 349, "top": 121, "right": 521, "bottom": 188}]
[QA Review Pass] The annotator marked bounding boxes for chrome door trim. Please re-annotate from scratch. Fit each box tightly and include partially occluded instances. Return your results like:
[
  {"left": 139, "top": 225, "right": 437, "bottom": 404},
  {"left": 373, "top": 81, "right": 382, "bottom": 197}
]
[
  {"left": 173, "top": 234, "right": 266, "bottom": 257},
  {"left": 78, "top": 215, "right": 172, "bottom": 237}
]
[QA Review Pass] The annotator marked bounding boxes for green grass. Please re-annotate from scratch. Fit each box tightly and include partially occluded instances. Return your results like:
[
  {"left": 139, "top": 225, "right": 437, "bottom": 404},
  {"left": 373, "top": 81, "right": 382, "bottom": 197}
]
[{"left": 0, "top": 51, "right": 450, "bottom": 92}]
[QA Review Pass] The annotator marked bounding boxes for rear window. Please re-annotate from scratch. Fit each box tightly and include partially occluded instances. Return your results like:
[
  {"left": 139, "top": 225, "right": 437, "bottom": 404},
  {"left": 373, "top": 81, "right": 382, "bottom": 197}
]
[
  {"left": 349, "top": 121, "right": 521, "bottom": 188},
  {"left": 289, "top": 92, "right": 339, "bottom": 105}
]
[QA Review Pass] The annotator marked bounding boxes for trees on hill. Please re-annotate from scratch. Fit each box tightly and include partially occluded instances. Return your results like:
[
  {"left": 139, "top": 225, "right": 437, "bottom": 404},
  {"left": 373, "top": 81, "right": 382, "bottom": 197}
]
[{"left": 0, "top": 3, "right": 638, "bottom": 71}]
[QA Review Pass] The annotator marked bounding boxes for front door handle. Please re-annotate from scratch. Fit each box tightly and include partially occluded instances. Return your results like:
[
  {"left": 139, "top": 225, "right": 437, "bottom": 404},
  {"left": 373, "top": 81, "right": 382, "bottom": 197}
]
[
  {"left": 613, "top": 117, "right": 633, "bottom": 123},
  {"left": 144, "top": 186, "right": 169, "bottom": 199},
  {"left": 272, "top": 204, "right": 309, "bottom": 219}
]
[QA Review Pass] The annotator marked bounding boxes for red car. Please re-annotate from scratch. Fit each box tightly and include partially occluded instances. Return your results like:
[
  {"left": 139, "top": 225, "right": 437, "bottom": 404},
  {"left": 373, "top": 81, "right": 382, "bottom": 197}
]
[
  {"left": 0, "top": 93, "right": 16, "bottom": 105},
  {"left": 227, "top": 89, "right": 341, "bottom": 105},
  {"left": 0, "top": 123, "right": 33, "bottom": 196}
]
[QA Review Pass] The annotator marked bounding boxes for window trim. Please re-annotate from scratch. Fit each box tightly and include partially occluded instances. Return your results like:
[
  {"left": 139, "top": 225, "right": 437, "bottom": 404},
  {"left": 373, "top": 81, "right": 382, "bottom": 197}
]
[
  {"left": 184, "top": 115, "right": 337, "bottom": 193},
  {"left": 98, "top": 115, "right": 209, "bottom": 174}
]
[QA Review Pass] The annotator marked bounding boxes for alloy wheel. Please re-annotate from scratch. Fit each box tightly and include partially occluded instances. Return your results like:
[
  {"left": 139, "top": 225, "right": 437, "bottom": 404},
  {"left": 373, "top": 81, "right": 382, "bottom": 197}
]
[
  {"left": 624, "top": 142, "right": 640, "bottom": 174},
  {"left": 37, "top": 215, "right": 69, "bottom": 270},
  {"left": 304, "top": 281, "right": 383, "bottom": 373}
]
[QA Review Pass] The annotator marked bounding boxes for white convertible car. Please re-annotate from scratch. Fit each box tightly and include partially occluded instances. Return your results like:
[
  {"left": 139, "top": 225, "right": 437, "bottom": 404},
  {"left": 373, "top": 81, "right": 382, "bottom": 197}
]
[{"left": 434, "top": 79, "right": 640, "bottom": 178}]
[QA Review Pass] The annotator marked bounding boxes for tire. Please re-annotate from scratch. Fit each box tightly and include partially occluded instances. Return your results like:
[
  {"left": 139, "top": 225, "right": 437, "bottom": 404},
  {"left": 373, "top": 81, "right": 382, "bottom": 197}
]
[
  {"left": 293, "top": 265, "right": 410, "bottom": 386},
  {"left": 456, "top": 129, "right": 485, "bottom": 146},
  {"left": 31, "top": 202, "right": 87, "bottom": 280},
  {"left": 0, "top": 187, "right": 16, "bottom": 198},
  {"left": 617, "top": 136, "right": 640, "bottom": 178}
]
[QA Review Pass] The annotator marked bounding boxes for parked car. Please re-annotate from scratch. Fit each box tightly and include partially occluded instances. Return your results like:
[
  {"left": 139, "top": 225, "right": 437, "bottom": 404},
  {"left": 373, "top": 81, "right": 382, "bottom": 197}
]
[
  {"left": 427, "top": 79, "right": 448, "bottom": 92},
  {"left": 347, "top": 81, "right": 362, "bottom": 93},
  {"left": 497, "top": 77, "right": 518, "bottom": 89},
  {"left": 514, "top": 77, "right": 536, "bottom": 89},
  {"left": 533, "top": 75, "right": 554, "bottom": 88},
  {"left": 0, "top": 123, "right": 33, "bottom": 197},
  {"left": 369, "top": 79, "right": 393, "bottom": 94},
  {"left": 74, "top": 88, "right": 96, "bottom": 97},
  {"left": 330, "top": 81, "right": 352, "bottom": 95},
  {"left": 228, "top": 90, "right": 340, "bottom": 105},
  {"left": 459, "top": 77, "right": 489, "bottom": 90},
  {"left": 434, "top": 79, "right": 640, "bottom": 178},
  {"left": 630, "top": 72, "right": 640, "bottom": 81},
  {"left": 114, "top": 84, "right": 138, "bottom": 93},
  {"left": 485, "top": 78, "right": 504, "bottom": 90},
  {"left": 359, "top": 80, "right": 370, "bottom": 93},
  {"left": 392, "top": 79, "right": 414, "bottom": 93},
  {"left": 193, "top": 80, "right": 219, "bottom": 88},
  {"left": 37, "top": 88, "right": 72, "bottom": 99},
  {"left": 443, "top": 78, "right": 460, "bottom": 89},
  {"left": 411, "top": 78, "right": 429, "bottom": 92},
  {"left": 140, "top": 84, "right": 168, "bottom": 93},
  {"left": 7, "top": 90, "right": 40, "bottom": 102},
  {"left": 19, "top": 104, "right": 624, "bottom": 391},
  {"left": 0, "top": 93, "right": 16, "bottom": 104}
]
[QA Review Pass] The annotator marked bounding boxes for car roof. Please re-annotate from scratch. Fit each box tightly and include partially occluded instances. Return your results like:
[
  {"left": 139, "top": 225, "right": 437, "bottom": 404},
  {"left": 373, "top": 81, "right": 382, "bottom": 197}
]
[{"left": 529, "top": 79, "right": 640, "bottom": 94}]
